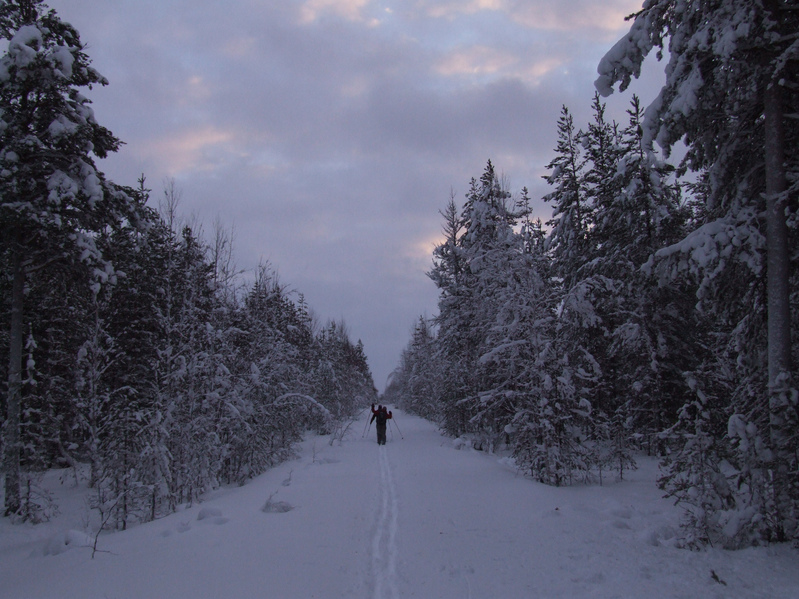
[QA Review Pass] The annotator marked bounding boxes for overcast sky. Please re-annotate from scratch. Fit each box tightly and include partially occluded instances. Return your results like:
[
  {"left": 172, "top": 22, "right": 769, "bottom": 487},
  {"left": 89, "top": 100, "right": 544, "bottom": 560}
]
[{"left": 45, "top": 0, "right": 662, "bottom": 391}]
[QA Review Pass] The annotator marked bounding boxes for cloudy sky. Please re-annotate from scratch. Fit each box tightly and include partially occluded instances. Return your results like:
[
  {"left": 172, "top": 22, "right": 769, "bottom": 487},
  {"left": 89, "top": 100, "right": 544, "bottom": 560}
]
[{"left": 46, "top": 0, "right": 662, "bottom": 391}]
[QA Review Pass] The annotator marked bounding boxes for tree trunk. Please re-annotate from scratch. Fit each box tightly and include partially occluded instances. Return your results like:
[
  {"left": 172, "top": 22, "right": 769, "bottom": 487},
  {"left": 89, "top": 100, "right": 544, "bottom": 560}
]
[
  {"left": 763, "top": 79, "right": 794, "bottom": 541},
  {"left": 764, "top": 82, "right": 792, "bottom": 396},
  {"left": 3, "top": 246, "right": 25, "bottom": 516}
]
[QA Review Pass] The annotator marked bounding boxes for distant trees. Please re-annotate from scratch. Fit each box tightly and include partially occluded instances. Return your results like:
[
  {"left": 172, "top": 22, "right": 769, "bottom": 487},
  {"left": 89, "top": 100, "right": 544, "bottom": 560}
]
[
  {"left": 387, "top": 316, "right": 439, "bottom": 421},
  {"left": 0, "top": 2, "right": 377, "bottom": 524}
]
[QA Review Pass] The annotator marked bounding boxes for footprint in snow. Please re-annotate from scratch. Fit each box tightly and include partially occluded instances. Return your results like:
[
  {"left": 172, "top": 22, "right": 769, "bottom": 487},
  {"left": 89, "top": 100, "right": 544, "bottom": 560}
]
[
  {"left": 189, "top": 507, "right": 229, "bottom": 525},
  {"left": 610, "top": 507, "right": 634, "bottom": 519},
  {"left": 176, "top": 521, "right": 191, "bottom": 533},
  {"left": 262, "top": 499, "right": 294, "bottom": 513},
  {"left": 197, "top": 506, "right": 223, "bottom": 521}
]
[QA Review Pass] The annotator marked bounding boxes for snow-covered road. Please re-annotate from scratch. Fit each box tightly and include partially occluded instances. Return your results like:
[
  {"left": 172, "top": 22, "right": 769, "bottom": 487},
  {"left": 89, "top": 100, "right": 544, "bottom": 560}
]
[{"left": 1, "top": 409, "right": 798, "bottom": 598}]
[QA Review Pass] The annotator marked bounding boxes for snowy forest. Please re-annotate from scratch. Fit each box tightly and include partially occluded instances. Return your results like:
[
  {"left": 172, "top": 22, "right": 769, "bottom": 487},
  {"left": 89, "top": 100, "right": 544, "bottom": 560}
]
[
  {"left": 385, "top": 2, "right": 799, "bottom": 549},
  {"left": 2, "top": 0, "right": 799, "bottom": 568},
  {"left": 0, "top": 1, "right": 377, "bottom": 529}
]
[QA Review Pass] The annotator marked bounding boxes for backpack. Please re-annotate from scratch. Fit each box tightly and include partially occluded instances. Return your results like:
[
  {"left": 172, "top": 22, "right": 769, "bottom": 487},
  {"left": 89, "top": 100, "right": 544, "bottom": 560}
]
[{"left": 375, "top": 409, "right": 388, "bottom": 426}]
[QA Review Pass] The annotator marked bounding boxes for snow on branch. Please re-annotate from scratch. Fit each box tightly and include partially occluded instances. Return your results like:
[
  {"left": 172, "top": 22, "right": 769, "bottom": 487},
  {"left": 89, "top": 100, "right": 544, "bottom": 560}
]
[
  {"left": 595, "top": 9, "right": 657, "bottom": 97},
  {"left": 644, "top": 207, "right": 764, "bottom": 301},
  {"left": 274, "top": 393, "right": 332, "bottom": 420}
]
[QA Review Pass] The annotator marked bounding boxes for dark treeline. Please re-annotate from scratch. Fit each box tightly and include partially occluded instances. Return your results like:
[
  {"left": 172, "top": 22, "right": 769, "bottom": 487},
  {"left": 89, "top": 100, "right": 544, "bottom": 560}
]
[
  {"left": 386, "top": 89, "right": 799, "bottom": 549},
  {"left": 0, "top": 1, "right": 376, "bottom": 527}
]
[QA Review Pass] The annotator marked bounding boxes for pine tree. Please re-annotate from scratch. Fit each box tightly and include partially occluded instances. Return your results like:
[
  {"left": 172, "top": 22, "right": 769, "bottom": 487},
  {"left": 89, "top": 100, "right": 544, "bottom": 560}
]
[
  {"left": 0, "top": 0, "right": 140, "bottom": 517},
  {"left": 457, "top": 161, "right": 519, "bottom": 441},
  {"left": 394, "top": 316, "right": 440, "bottom": 421},
  {"left": 429, "top": 162, "right": 520, "bottom": 440},
  {"left": 583, "top": 92, "right": 622, "bottom": 240},
  {"left": 597, "top": 0, "right": 799, "bottom": 543},
  {"left": 544, "top": 106, "right": 590, "bottom": 287},
  {"left": 428, "top": 193, "right": 470, "bottom": 436},
  {"left": 582, "top": 95, "right": 691, "bottom": 466}
]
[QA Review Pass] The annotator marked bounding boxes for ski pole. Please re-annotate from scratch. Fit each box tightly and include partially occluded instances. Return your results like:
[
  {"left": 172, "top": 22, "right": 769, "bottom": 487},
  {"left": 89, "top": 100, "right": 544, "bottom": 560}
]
[
  {"left": 392, "top": 418, "right": 404, "bottom": 440},
  {"left": 361, "top": 405, "right": 374, "bottom": 438}
]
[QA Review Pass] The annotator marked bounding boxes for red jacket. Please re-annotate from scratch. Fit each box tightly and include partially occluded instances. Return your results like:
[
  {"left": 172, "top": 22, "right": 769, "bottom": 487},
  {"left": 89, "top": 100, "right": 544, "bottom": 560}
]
[{"left": 370, "top": 406, "right": 392, "bottom": 426}]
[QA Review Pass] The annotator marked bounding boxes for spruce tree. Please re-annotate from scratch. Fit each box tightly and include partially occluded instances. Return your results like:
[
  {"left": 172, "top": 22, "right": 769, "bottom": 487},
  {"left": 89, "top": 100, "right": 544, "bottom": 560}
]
[
  {"left": 597, "top": 0, "right": 799, "bottom": 543},
  {"left": 544, "top": 106, "right": 590, "bottom": 288},
  {"left": 428, "top": 194, "right": 470, "bottom": 436},
  {"left": 0, "top": 0, "right": 140, "bottom": 517}
]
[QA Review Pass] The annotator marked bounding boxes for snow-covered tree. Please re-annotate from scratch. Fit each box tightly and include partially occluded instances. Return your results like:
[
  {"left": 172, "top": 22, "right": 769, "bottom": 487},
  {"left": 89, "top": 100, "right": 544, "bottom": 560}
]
[
  {"left": 585, "top": 96, "right": 690, "bottom": 458},
  {"left": 0, "top": 0, "right": 140, "bottom": 517},
  {"left": 428, "top": 194, "right": 471, "bottom": 435},
  {"left": 392, "top": 316, "right": 440, "bottom": 421},
  {"left": 457, "top": 162, "right": 520, "bottom": 438},
  {"left": 0, "top": 8, "right": 377, "bottom": 519},
  {"left": 583, "top": 93, "right": 622, "bottom": 237},
  {"left": 597, "top": 0, "right": 799, "bottom": 544},
  {"left": 428, "top": 161, "right": 521, "bottom": 438},
  {"left": 544, "top": 106, "right": 590, "bottom": 287}
]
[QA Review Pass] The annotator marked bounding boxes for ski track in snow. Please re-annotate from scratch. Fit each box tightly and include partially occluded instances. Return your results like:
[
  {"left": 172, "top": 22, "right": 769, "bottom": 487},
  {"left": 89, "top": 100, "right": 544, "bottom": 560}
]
[{"left": 372, "top": 445, "right": 399, "bottom": 599}]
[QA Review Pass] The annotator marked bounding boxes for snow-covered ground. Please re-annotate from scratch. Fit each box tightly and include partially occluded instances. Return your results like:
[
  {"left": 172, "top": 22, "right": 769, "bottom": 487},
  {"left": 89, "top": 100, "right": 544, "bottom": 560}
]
[{"left": 1, "top": 409, "right": 797, "bottom": 598}]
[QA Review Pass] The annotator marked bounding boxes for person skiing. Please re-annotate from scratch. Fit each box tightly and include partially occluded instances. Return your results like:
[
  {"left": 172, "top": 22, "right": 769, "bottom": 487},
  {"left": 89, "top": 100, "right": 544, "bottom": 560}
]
[{"left": 370, "top": 404, "right": 392, "bottom": 445}]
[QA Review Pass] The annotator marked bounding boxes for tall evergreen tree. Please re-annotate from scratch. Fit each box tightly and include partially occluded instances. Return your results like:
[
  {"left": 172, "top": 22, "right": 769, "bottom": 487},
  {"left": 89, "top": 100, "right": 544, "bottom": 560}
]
[
  {"left": 0, "top": 0, "right": 140, "bottom": 516},
  {"left": 544, "top": 106, "right": 590, "bottom": 287},
  {"left": 393, "top": 316, "right": 439, "bottom": 421},
  {"left": 428, "top": 193, "right": 470, "bottom": 435},
  {"left": 580, "top": 95, "right": 690, "bottom": 459},
  {"left": 597, "top": 0, "right": 799, "bottom": 543},
  {"left": 429, "top": 161, "right": 520, "bottom": 438}
]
